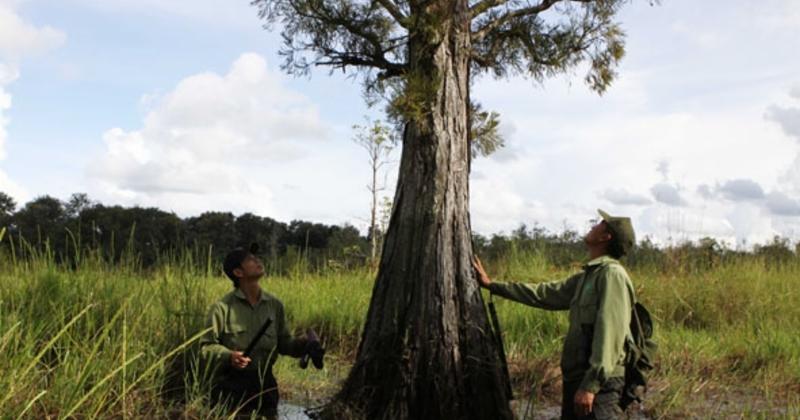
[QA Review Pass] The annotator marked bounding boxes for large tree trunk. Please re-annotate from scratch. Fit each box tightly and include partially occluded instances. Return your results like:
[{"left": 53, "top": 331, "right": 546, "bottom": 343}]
[{"left": 324, "top": 1, "right": 513, "bottom": 419}]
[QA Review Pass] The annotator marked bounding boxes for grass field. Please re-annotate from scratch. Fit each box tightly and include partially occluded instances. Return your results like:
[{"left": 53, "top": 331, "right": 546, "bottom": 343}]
[{"left": 1, "top": 238, "right": 799, "bottom": 418}]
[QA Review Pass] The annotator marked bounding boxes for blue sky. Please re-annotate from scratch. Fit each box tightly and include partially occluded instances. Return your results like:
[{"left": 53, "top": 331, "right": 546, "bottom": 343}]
[{"left": 1, "top": 0, "right": 799, "bottom": 247}]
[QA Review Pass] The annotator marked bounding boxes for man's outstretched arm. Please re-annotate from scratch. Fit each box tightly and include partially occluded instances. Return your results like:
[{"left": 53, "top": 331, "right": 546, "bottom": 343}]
[{"left": 473, "top": 257, "right": 580, "bottom": 310}]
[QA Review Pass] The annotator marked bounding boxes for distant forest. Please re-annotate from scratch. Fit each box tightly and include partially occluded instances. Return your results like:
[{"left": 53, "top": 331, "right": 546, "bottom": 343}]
[{"left": 1, "top": 192, "right": 798, "bottom": 273}]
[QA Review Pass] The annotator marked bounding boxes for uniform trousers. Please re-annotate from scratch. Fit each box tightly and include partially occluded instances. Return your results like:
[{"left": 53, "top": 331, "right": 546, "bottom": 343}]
[
  {"left": 561, "top": 377, "right": 625, "bottom": 420},
  {"left": 211, "top": 369, "right": 279, "bottom": 419}
]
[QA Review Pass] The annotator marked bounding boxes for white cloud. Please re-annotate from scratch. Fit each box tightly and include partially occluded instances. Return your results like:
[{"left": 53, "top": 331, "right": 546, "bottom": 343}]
[
  {"left": 766, "top": 103, "right": 800, "bottom": 141},
  {"left": 791, "top": 86, "right": 800, "bottom": 100},
  {"left": 766, "top": 87, "right": 800, "bottom": 196},
  {"left": 0, "top": 1, "right": 64, "bottom": 202},
  {"left": 0, "top": 2, "right": 65, "bottom": 59},
  {"left": 89, "top": 53, "right": 329, "bottom": 217},
  {"left": 650, "top": 183, "right": 687, "bottom": 207},
  {"left": 780, "top": 154, "right": 800, "bottom": 197},
  {"left": 697, "top": 184, "right": 713, "bottom": 200},
  {"left": 471, "top": 176, "right": 527, "bottom": 234},
  {"left": 601, "top": 188, "right": 652, "bottom": 206},
  {"left": 766, "top": 191, "right": 800, "bottom": 216},
  {"left": 468, "top": 34, "right": 800, "bottom": 245},
  {"left": 717, "top": 178, "right": 765, "bottom": 201},
  {"left": 0, "top": 63, "right": 14, "bottom": 161},
  {"left": 655, "top": 159, "right": 670, "bottom": 181},
  {"left": 726, "top": 203, "right": 778, "bottom": 247},
  {"left": 637, "top": 205, "right": 736, "bottom": 245}
]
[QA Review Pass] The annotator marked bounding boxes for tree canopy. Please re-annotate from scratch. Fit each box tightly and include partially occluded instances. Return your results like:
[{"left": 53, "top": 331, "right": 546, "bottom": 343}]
[{"left": 252, "top": 0, "right": 628, "bottom": 101}]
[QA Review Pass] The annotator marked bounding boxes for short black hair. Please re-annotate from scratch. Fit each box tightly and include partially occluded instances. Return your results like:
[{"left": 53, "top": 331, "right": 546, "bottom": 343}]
[{"left": 222, "top": 243, "right": 260, "bottom": 288}]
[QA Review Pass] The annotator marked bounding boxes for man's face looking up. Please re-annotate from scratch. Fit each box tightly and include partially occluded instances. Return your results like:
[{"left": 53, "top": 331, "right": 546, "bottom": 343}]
[{"left": 234, "top": 254, "right": 265, "bottom": 281}]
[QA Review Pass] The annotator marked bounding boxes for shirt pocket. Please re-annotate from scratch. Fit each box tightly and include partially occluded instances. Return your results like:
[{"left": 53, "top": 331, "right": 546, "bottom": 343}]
[{"left": 221, "top": 324, "right": 248, "bottom": 350}]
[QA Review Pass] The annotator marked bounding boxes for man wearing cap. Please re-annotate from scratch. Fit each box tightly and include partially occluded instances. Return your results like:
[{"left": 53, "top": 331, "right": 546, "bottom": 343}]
[
  {"left": 200, "top": 243, "right": 317, "bottom": 418},
  {"left": 473, "top": 210, "right": 637, "bottom": 420}
]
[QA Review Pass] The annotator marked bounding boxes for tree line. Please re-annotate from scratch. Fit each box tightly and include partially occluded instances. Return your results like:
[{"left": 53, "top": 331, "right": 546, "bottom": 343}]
[
  {"left": 0, "top": 192, "right": 366, "bottom": 271},
  {"left": 1, "top": 191, "right": 797, "bottom": 274}
]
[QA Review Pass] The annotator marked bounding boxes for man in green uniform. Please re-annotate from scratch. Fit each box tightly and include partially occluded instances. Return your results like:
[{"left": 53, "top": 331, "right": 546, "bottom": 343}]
[
  {"left": 473, "top": 210, "right": 636, "bottom": 420},
  {"left": 200, "top": 244, "right": 315, "bottom": 418}
]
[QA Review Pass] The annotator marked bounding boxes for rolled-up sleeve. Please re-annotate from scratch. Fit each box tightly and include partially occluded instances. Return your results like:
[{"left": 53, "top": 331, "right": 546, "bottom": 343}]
[
  {"left": 199, "top": 303, "right": 232, "bottom": 372},
  {"left": 579, "top": 267, "right": 632, "bottom": 393}
]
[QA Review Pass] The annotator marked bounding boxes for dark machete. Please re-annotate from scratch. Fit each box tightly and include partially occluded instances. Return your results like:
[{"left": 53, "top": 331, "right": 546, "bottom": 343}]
[{"left": 243, "top": 317, "right": 272, "bottom": 358}]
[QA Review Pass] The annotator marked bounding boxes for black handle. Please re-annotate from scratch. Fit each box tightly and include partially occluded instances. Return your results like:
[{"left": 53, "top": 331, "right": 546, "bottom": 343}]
[
  {"left": 488, "top": 296, "right": 513, "bottom": 400},
  {"left": 243, "top": 318, "right": 272, "bottom": 357}
]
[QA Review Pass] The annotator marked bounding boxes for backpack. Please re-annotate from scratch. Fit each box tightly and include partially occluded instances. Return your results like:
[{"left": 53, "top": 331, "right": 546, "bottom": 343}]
[{"left": 620, "top": 301, "right": 657, "bottom": 410}]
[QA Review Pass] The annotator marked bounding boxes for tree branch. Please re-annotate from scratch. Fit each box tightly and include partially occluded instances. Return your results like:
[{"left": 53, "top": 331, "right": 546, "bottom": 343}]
[
  {"left": 283, "top": 0, "right": 408, "bottom": 75},
  {"left": 469, "top": 0, "right": 509, "bottom": 19},
  {"left": 471, "top": 0, "right": 596, "bottom": 42},
  {"left": 472, "top": 0, "right": 558, "bottom": 42},
  {"left": 373, "top": 0, "right": 409, "bottom": 28},
  {"left": 315, "top": 47, "right": 406, "bottom": 75},
  {"left": 300, "top": 2, "right": 385, "bottom": 55}
]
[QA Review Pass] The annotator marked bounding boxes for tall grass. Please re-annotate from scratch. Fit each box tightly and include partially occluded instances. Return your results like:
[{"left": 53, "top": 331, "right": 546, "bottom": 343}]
[
  {"left": 484, "top": 250, "right": 800, "bottom": 418},
  {"left": 0, "top": 239, "right": 798, "bottom": 418}
]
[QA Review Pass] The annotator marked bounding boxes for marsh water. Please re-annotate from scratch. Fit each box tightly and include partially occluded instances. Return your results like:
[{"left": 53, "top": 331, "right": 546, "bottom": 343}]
[
  {"left": 275, "top": 401, "right": 651, "bottom": 420},
  {"left": 277, "top": 403, "right": 313, "bottom": 419}
]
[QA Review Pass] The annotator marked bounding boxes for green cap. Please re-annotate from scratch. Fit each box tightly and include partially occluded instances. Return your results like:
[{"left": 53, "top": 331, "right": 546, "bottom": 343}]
[{"left": 598, "top": 209, "right": 636, "bottom": 255}]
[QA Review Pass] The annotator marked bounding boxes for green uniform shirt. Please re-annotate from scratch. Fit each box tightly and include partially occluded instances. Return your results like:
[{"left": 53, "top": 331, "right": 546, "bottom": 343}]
[
  {"left": 488, "top": 255, "right": 634, "bottom": 393},
  {"left": 200, "top": 288, "right": 302, "bottom": 375}
]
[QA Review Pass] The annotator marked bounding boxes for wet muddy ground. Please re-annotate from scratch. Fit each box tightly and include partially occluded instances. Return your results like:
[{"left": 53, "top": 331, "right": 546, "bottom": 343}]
[{"left": 279, "top": 396, "right": 797, "bottom": 419}]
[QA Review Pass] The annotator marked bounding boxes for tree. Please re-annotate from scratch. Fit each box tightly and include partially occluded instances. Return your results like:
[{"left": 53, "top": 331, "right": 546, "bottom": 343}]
[
  {"left": 0, "top": 192, "right": 15, "bottom": 217},
  {"left": 234, "top": 213, "right": 288, "bottom": 259},
  {"left": 65, "top": 193, "right": 93, "bottom": 218},
  {"left": 13, "top": 195, "right": 67, "bottom": 253},
  {"left": 0, "top": 192, "right": 16, "bottom": 229},
  {"left": 353, "top": 118, "right": 395, "bottom": 264},
  {"left": 185, "top": 212, "right": 239, "bottom": 261},
  {"left": 252, "top": 0, "right": 633, "bottom": 417}
]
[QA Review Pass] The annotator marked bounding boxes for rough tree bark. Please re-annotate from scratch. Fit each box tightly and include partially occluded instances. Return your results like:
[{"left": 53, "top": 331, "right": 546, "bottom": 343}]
[
  {"left": 254, "top": 0, "right": 629, "bottom": 415},
  {"left": 325, "top": 0, "right": 513, "bottom": 418}
]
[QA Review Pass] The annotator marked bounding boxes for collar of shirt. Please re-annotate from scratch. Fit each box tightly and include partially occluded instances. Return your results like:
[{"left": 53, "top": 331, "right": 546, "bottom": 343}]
[
  {"left": 583, "top": 255, "right": 619, "bottom": 270},
  {"left": 232, "top": 287, "right": 269, "bottom": 303}
]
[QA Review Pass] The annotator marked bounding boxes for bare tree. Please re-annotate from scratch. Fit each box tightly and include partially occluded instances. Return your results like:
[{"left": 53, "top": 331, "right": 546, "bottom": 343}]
[
  {"left": 353, "top": 119, "right": 396, "bottom": 265},
  {"left": 251, "top": 0, "right": 636, "bottom": 417}
]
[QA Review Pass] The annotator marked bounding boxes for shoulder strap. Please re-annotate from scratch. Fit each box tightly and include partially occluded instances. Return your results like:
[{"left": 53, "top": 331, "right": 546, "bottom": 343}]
[
  {"left": 631, "top": 303, "right": 646, "bottom": 346},
  {"left": 622, "top": 277, "right": 646, "bottom": 346}
]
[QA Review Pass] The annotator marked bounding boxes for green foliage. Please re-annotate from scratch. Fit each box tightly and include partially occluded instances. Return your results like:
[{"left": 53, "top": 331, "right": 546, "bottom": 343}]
[
  {"left": 0, "top": 191, "right": 15, "bottom": 216},
  {"left": 252, "top": 0, "right": 634, "bottom": 122},
  {"left": 470, "top": 101, "right": 504, "bottom": 158},
  {"left": 353, "top": 118, "right": 395, "bottom": 151},
  {"left": 0, "top": 193, "right": 370, "bottom": 272},
  {"left": 387, "top": 70, "right": 441, "bottom": 125}
]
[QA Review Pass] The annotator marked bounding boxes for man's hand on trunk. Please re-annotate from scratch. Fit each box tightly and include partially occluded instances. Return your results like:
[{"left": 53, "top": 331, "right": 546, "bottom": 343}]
[{"left": 472, "top": 257, "right": 492, "bottom": 288}]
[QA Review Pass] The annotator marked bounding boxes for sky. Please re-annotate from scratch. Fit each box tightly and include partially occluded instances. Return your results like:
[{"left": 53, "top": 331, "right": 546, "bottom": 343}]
[{"left": 0, "top": 0, "right": 799, "bottom": 248}]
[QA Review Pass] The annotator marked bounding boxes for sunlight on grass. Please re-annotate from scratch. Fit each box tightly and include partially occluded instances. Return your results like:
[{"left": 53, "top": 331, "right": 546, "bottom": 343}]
[{"left": 0, "top": 244, "right": 797, "bottom": 417}]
